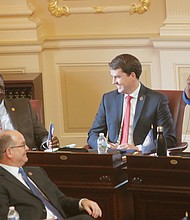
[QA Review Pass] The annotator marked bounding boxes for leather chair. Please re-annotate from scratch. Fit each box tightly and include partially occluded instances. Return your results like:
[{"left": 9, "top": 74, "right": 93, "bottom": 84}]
[
  {"left": 30, "top": 99, "right": 44, "bottom": 124},
  {"left": 157, "top": 90, "right": 187, "bottom": 151},
  {"left": 84, "top": 90, "right": 188, "bottom": 151}
]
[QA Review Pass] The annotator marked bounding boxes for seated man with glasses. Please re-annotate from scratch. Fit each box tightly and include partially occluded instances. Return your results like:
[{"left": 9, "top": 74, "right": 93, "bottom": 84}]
[
  {"left": 0, "top": 74, "right": 59, "bottom": 150},
  {"left": 0, "top": 130, "right": 102, "bottom": 220}
]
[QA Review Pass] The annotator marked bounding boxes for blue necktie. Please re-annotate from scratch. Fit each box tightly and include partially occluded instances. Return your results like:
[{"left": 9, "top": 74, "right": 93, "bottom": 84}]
[{"left": 19, "top": 168, "right": 64, "bottom": 220}]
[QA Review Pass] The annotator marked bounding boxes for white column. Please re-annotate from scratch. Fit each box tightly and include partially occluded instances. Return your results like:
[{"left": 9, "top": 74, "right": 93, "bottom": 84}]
[{"left": 160, "top": 0, "right": 190, "bottom": 36}]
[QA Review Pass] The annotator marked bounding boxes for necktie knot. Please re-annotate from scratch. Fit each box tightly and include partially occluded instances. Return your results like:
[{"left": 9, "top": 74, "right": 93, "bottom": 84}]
[
  {"left": 126, "top": 95, "right": 132, "bottom": 102},
  {"left": 19, "top": 167, "right": 27, "bottom": 179},
  {"left": 19, "top": 167, "right": 24, "bottom": 174}
]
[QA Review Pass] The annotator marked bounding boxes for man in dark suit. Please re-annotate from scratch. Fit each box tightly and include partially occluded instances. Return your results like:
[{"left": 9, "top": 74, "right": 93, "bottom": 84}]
[
  {"left": 87, "top": 54, "right": 176, "bottom": 153},
  {"left": 0, "top": 74, "right": 59, "bottom": 150},
  {"left": 0, "top": 130, "right": 102, "bottom": 220}
]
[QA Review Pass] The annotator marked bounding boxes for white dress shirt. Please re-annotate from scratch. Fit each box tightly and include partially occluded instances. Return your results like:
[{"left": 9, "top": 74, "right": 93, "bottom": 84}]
[
  {"left": 117, "top": 83, "right": 141, "bottom": 146},
  {"left": 0, "top": 99, "right": 14, "bottom": 130}
]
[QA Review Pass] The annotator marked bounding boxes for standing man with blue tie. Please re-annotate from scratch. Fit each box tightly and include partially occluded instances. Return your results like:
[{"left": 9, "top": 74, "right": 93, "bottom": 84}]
[
  {"left": 0, "top": 130, "right": 102, "bottom": 220},
  {"left": 87, "top": 54, "right": 176, "bottom": 153}
]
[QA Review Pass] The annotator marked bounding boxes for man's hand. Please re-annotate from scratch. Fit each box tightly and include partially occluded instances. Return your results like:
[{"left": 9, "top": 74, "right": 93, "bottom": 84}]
[
  {"left": 108, "top": 142, "right": 118, "bottom": 149},
  {"left": 185, "top": 75, "right": 190, "bottom": 99},
  {"left": 108, "top": 142, "right": 139, "bottom": 151},
  {"left": 81, "top": 199, "right": 102, "bottom": 219},
  {"left": 48, "top": 136, "right": 60, "bottom": 148},
  {"left": 117, "top": 143, "right": 139, "bottom": 151}
]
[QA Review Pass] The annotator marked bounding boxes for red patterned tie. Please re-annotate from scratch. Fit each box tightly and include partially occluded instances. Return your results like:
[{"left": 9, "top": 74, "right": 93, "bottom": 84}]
[{"left": 120, "top": 95, "right": 132, "bottom": 144}]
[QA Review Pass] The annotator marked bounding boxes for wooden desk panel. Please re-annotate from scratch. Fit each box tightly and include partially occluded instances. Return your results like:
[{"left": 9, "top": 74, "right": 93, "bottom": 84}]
[
  {"left": 126, "top": 155, "right": 190, "bottom": 220},
  {"left": 26, "top": 151, "right": 133, "bottom": 220}
]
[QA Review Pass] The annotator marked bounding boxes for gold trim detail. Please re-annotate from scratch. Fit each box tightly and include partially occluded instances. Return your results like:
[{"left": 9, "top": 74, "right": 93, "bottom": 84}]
[
  {"left": 170, "top": 159, "right": 178, "bottom": 165},
  {"left": 48, "top": 0, "right": 150, "bottom": 17},
  {"left": 48, "top": 0, "right": 70, "bottom": 17},
  {"left": 93, "top": 7, "right": 105, "bottom": 14},
  {"left": 60, "top": 155, "right": 68, "bottom": 160},
  {"left": 130, "top": 0, "right": 151, "bottom": 14}
]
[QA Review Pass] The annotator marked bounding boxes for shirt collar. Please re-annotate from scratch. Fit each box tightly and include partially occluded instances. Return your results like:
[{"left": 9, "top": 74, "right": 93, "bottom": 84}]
[
  {"left": 124, "top": 82, "right": 141, "bottom": 99},
  {"left": 0, "top": 164, "right": 20, "bottom": 176},
  {"left": 0, "top": 99, "right": 4, "bottom": 108}
]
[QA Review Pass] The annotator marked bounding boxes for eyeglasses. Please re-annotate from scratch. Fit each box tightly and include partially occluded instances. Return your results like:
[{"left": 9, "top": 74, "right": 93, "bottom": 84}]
[{"left": 2, "top": 144, "right": 26, "bottom": 153}]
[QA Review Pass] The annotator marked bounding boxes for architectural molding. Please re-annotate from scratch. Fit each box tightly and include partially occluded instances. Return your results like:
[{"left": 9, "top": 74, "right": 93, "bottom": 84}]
[
  {"left": 152, "top": 38, "right": 190, "bottom": 49},
  {"left": 0, "top": 0, "right": 39, "bottom": 41},
  {"left": 160, "top": 0, "right": 190, "bottom": 36},
  {"left": 43, "top": 38, "right": 152, "bottom": 49},
  {"left": 48, "top": 0, "right": 151, "bottom": 17}
]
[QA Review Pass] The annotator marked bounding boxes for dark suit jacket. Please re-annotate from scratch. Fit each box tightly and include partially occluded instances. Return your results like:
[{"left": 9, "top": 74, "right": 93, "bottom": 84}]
[
  {"left": 87, "top": 84, "right": 176, "bottom": 150},
  {"left": 4, "top": 98, "right": 48, "bottom": 150},
  {"left": 0, "top": 166, "right": 81, "bottom": 220}
]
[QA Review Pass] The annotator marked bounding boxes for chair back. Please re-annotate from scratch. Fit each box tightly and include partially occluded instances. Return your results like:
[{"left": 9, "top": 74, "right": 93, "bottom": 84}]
[
  {"left": 30, "top": 99, "right": 44, "bottom": 124},
  {"left": 157, "top": 90, "right": 186, "bottom": 144}
]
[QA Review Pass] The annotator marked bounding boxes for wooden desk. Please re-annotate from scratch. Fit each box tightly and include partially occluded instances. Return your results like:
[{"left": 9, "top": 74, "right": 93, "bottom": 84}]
[
  {"left": 126, "top": 154, "right": 190, "bottom": 220},
  {"left": 26, "top": 151, "right": 133, "bottom": 220}
]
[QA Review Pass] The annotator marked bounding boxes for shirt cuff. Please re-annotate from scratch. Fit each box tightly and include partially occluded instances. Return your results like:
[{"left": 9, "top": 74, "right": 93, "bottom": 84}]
[
  {"left": 79, "top": 198, "right": 87, "bottom": 210},
  {"left": 136, "top": 144, "right": 142, "bottom": 151}
]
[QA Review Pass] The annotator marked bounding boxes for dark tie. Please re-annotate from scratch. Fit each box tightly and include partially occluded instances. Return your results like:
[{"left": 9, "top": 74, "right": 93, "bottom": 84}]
[
  {"left": 19, "top": 168, "right": 64, "bottom": 220},
  {"left": 120, "top": 95, "right": 132, "bottom": 144}
]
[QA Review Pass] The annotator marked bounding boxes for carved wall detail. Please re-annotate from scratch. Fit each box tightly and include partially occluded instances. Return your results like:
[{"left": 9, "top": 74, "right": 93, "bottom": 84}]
[{"left": 48, "top": 0, "right": 151, "bottom": 17}]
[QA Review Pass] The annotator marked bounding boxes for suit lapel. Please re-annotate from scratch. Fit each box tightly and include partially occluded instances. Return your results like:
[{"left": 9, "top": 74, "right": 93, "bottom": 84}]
[
  {"left": 116, "top": 92, "right": 124, "bottom": 140},
  {"left": 133, "top": 84, "right": 146, "bottom": 129},
  {"left": 4, "top": 99, "right": 18, "bottom": 130},
  {"left": 24, "top": 167, "right": 64, "bottom": 214},
  {"left": 0, "top": 167, "right": 32, "bottom": 194}
]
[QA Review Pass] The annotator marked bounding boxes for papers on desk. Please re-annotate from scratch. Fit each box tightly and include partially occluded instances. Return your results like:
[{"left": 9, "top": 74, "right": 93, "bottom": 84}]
[
  {"left": 57, "top": 144, "right": 88, "bottom": 152},
  {"left": 44, "top": 144, "right": 77, "bottom": 152},
  {"left": 44, "top": 148, "right": 59, "bottom": 152},
  {"left": 61, "top": 144, "right": 76, "bottom": 148}
]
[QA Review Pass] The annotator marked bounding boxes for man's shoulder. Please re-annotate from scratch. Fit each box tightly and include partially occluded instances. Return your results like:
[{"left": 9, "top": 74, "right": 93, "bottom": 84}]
[
  {"left": 24, "top": 166, "right": 42, "bottom": 171},
  {"left": 4, "top": 98, "right": 31, "bottom": 110},
  {"left": 141, "top": 85, "right": 165, "bottom": 98},
  {"left": 23, "top": 166, "right": 43, "bottom": 173}
]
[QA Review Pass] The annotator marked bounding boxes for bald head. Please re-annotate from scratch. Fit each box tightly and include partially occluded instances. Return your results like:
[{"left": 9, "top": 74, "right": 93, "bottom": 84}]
[{"left": 0, "top": 130, "right": 29, "bottom": 166}]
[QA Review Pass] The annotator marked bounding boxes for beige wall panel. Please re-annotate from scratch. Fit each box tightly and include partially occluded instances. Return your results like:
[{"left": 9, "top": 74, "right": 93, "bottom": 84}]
[
  {"left": 60, "top": 65, "right": 115, "bottom": 133},
  {"left": 141, "top": 64, "right": 151, "bottom": 88}
]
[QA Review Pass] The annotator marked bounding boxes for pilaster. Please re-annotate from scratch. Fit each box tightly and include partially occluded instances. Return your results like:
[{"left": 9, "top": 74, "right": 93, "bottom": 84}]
[
  {"left": 160, "top": 0, "right": 190, "bottom": 36},
  {"left": 0, "top": 0, "right": 39, "bottom": 42}
]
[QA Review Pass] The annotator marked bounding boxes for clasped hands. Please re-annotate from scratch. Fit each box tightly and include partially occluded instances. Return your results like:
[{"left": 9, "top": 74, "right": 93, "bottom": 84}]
[{"left": 108, "top": 142, "right": 139, "bottom": 151}]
